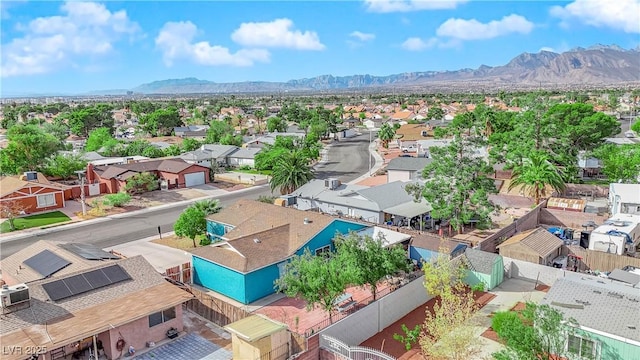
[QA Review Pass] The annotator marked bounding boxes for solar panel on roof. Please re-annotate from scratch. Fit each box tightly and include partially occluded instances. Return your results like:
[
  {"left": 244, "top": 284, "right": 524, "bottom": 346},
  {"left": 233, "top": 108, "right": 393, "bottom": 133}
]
[
  {"left": 101, "top": 265, "right": 131, "bottom": 283},
  {"left": 64, "top": 274, "right": 93, "bottom": 294},
  {"left": 41, "top": 265, "right": 131, "bottom": 302},
  {"left": 83, "top": 269, "right": 111, "bottom": 288},
  {"left": 23, "top": 250, "right": 71, "bottom": 277},
  {"left": 42, "top": 280, "right": 73, "bottom": 301},
  {"left": 59, "top": 243, "right": 120, "bottom": 260}
]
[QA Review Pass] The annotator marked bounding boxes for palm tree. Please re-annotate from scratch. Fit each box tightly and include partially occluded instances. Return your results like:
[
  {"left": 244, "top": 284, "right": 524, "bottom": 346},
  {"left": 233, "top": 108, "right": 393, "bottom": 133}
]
[
  {"left": 190, "top": 199, "right": 222, "bottom": 216},
  {"left": 269, "top": 150, "right": 314, "bottom": 195},
  {"left": 508, "top": 151, "right": 566, "bottom": 204},
  {"left": 378, "top": 122, "right": 396, "bottom": 149}
]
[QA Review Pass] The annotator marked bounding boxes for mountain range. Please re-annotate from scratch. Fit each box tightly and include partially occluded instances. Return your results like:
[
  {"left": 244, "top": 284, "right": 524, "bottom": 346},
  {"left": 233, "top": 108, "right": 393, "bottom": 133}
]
[{"left": 96, "top": 44, "right": 640, "bottom": 95}]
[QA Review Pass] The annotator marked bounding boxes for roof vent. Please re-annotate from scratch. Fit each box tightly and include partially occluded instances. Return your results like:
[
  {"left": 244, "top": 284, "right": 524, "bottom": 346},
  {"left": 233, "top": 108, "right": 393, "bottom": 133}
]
[
  {"left": 253, "top": 238, "right": 261, "bottom": 243},
  {"left": 628, "top": 325, "right": 637, "bottom": 330},
  {"left": 304, "top": 218, "right": 311, "bottom": 225}
]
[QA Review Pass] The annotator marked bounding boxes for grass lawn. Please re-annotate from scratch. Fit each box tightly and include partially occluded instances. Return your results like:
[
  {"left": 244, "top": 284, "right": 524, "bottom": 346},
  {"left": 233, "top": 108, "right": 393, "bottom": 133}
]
[
  {"left": 1, "top": 211, "right": 71, "bottom": 233},
  {"left": 232, "top": 169, "right": 272, "bottom": 176},
  {"left": 152, "top": 234, "right": 207, "bottom": 250}
]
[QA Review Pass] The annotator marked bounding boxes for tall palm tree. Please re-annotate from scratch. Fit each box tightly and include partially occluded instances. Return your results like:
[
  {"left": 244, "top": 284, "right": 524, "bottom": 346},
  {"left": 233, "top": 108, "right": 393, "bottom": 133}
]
[
  {"left": 378, "top": 122, "right": 396, "bottom": 149},
  {"left": 508, "top": 151, "right": 566, "bottom": 204},
  {"left": 269, "top": 150, "right": 314, "bottom": 195},
  {"left": 190, "top": 199, "right": 222, "bottom": 216}
]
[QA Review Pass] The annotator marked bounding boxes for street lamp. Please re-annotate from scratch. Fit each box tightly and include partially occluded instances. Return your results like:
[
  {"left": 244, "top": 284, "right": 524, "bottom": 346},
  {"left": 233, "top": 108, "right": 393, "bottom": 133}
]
[{"left": 75, "top": 170, "right": 87, "bottom": 216}]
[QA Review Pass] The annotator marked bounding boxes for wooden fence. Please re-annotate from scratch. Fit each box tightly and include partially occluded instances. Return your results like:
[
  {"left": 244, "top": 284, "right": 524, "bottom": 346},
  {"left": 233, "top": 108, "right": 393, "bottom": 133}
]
[
  {"left": 567, "top": 246, "right": 640, "bottom": 272},
  {"left": 185, "top": 287, "right": 249, "bottom": 327}
]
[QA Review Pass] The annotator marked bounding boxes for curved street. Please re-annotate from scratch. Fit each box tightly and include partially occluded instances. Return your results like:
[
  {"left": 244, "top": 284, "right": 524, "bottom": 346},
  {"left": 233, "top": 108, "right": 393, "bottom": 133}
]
[{"left": 0, "top": 134, "right": 375, "bottom": 258}]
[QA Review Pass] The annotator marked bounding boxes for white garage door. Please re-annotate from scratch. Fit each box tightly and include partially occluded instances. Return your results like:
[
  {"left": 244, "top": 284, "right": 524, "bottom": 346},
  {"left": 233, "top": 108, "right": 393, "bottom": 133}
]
[{"left": 184, "top": 172, "right": 206, "bottom": 187}]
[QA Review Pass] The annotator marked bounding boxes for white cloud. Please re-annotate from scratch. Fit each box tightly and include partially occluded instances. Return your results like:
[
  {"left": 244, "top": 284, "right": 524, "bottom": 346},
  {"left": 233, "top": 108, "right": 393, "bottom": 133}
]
[
  {"left": 231, "top": 18, "right": 325, "bottom": 50},
  {"left": 155, "top": 21, "right": 270, "bottom": 67},
  {"left": 436, "top": 14, "right": 534, "bottom": 40},
  {"left": 550, "top": 0, "right": 640, "bottom": 34},
  {"left": 1, "top": 1, "right": 140, "bottom": 77},
  {"left": 364, "top": 0, "right": 467, "bottom": 13},
  {"left": 401, "top": 37, "right": 437, "bottom": 51},
  {"left": 349, "top": 31, "right": 376, "bottom": 42}
]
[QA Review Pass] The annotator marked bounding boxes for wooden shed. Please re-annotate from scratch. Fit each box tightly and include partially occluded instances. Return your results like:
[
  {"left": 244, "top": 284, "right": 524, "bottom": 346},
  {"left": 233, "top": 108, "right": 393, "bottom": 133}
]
[
  {"left": 497, "top": 227, "right": 564, "bottom": 265},
  {"left": 225, "top": 315, "right": 290, "bottom": 360}
]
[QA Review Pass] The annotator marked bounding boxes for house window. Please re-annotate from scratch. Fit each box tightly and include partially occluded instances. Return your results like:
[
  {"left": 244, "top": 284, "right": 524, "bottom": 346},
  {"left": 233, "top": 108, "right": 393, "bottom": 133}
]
[
  {"left": 567, "top": 334, "right": 599, "bottom": 360},
  {"left": 315, "top": 245, "right": 331, "bottom": 256},
  {"left": 148, "top": 307, "right": 177, "bottom": 327},
  {"left": 36, "top": 194, "right": 56, "bottom": 208}
]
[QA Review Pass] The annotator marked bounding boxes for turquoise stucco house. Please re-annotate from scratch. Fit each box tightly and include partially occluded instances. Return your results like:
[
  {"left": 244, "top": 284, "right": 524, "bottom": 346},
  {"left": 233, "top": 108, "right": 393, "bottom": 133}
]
[
  {"left": 542, "top": 278, "right": 640, "bottom": 360},
  {"left": 191, "top": 199, "right": 367, "bottom": 304}
]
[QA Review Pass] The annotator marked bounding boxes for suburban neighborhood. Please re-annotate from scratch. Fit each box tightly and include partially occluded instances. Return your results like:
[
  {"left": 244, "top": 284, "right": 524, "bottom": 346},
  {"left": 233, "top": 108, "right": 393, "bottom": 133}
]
[{"left": 1, "top": 2, "right": 640, "bottom": 359}]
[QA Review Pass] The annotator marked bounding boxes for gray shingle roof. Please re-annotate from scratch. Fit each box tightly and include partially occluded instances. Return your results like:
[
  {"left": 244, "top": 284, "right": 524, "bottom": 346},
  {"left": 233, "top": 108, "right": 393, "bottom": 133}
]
[
  {"left": 541, "top": 278, "right": 640, "bottom": 342},
  {"left": 229, "top": 147, "right": 261, "bottom": 159},
  {"left": 464, "top": 248, "right": 501, "bottom": 275},
  {"left": 386, "top": 157, "right": 432, "bottom": 171},
  {"left": 357, "top": 181, "right": 418, "bottom": 210}
]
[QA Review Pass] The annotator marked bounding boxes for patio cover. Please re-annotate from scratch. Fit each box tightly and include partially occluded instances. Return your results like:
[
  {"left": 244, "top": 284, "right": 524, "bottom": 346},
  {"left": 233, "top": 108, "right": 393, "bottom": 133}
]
[
  {"left": 384, "top": 201, "right": 432, "bottom": 219},
  {"left": 356, "top": 227, "right": 412, "bottom": 247},
  {"left": 224, "top": 315, "right": 286, "bottom": 342}
]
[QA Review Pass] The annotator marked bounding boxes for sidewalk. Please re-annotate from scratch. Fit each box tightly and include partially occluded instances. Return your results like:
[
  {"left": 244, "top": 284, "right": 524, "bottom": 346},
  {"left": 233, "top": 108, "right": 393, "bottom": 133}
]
[{"left": 0, "top": 184, "right": 266, "bottom": 244}]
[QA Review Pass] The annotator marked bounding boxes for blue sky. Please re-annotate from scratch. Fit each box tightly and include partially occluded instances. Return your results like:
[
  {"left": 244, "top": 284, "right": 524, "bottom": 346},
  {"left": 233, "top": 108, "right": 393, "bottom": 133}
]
[{"left": 1, "top": 0, "right": 639, "bottom": 95}]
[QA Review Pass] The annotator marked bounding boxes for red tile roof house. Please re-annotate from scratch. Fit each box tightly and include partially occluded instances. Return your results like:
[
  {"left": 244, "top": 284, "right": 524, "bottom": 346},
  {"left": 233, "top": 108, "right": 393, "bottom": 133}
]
[
  {"left": 86, "top": 158, "right": 210, "bottom": 194},
  {"left": 0, "top": 241, "right": 193, "bottom": 360},
  {"left": 0, "top": 172, "right": 69, "bottom": 214}
]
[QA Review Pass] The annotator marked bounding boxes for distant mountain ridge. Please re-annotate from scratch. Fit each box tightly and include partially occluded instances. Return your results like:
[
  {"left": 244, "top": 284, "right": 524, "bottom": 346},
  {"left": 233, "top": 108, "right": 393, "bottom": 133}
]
[{"left": 129, "top": 44, "right": 639, "bottom": 94}]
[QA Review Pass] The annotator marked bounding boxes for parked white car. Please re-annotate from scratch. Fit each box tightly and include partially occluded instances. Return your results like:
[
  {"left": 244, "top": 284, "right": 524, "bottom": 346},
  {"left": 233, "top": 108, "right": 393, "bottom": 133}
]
[{"left": 401, "top": 145, "right": 418, "bottom": 153}]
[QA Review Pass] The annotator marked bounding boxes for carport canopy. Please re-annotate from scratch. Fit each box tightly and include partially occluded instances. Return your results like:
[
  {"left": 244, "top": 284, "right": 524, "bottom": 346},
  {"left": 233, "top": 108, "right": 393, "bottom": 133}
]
[{"left": 384, "top": 201, "right": 432, "bottom": 219}]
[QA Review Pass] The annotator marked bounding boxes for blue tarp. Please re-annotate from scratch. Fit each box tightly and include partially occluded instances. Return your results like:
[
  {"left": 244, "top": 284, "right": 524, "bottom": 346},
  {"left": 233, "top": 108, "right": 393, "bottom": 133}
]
[{"left": 606, "top": 230, "right": 633, "bottom": 244}]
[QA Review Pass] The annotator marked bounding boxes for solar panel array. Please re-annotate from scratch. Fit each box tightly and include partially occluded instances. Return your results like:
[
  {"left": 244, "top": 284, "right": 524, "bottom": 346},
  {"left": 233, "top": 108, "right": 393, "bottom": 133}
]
[
  {"left": 23, "top": 250, "right": 71, "bottom": 277},
  {"left": 59, "top": 243, "right": 120, "bottom": 260},
  {"left": 42, "top": 264, "right": 131, "bottom": 301}
]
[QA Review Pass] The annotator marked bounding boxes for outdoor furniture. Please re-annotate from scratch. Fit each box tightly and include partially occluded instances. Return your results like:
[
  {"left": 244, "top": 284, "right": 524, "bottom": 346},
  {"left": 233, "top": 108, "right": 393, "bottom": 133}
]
[
  {"left": 334, "top": 293, "right": 356, "bottom": 313},
  {"left": 167, "top": 327, "right": 179, "bottom": 339}
]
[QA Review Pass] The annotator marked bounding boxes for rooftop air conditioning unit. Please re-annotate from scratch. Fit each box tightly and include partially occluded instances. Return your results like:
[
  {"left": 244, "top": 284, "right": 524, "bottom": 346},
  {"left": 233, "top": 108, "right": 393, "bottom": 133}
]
[
  {"left": 23, "top": 171, "right": 38, "bottom": 181},
  {"left": 325, "top": 178, "right": 341, "bottom": 190},
  {"left": 0, "top": 284, "right": 30, "bottom": 308}
]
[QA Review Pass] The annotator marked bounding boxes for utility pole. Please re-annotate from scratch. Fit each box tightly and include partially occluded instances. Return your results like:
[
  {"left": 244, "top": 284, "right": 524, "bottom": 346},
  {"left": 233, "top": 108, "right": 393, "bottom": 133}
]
[
  {"left": 75, "top": 170, "right": 87, "bottom": 216},
  {"left": 369, "top": 129, "right": 373, "bottom": 176}
]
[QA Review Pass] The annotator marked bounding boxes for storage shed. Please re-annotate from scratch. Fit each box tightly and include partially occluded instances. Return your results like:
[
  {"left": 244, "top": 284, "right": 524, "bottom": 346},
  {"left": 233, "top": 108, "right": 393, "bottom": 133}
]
[
  {"left": 463, "top": 248, "right": 504, "bottom": 290},
  {"left": 225, "top": 315, "right": 290, "bottom": 360}
]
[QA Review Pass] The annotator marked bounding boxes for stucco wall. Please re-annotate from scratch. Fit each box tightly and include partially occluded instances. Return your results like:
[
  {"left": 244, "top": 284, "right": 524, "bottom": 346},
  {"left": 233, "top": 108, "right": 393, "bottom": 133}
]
[
  {"left": 298, "top": 201, "right": 382, "bottom": 224},
  {"left": 193, "top": 256, "right": 247, "bottom": 303},
  {"left": 296, "top": 220, "right": 368, "bottom": 256},
  {"left": 387, "top": 170, "right": 412, "bottom": 183},
  {"left": 321, "top": 275, "right": 430, "bottom": 346},
  {"left": 503, "top": 256, "right": 565, "bottom": 286},
  {"left": 1, "top": 188, "right": 65, "bottom": 214},
  {"left": 244, "top": 264, "right": 281, "bottom": 304},
  {"left": 104, "top": 305, "right": 183, "bottom": 359},
  {"left": 409, "top": 246, "right": 439, "bottom": 264}
]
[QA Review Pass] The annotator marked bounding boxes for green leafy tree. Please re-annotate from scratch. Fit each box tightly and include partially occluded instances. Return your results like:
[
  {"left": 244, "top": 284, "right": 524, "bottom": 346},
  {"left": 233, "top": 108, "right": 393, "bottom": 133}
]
[
  {"left": 267, "top": 116, "right": 288, "bottom": 133},
  {"left": 1, "top": 109, "right": 18, "bottom": 129},
  {"left": 0, "top": 199, "right": 28, "bottom": 231},
  {"left": 85, "top": 127, "right": 115, "bottom": 152},
  {"left": 42, "top": 122, "right": 70, "bottom": 142},
  {"left": 275, "top": 249, "right": 357, "bottom": 323},
  {"left": 174, "top": 207, "right": 207, "bottom": 248},
  {"left": 42, "top": 154, "right": 88, "bottom": 180},
  {"left": 426, "top": 106, "right": 445, "bottom": 121},
  {"left": 142, "top": 146, "right": 165, "bottom": 158},
  {"left": 406, "top": 133, "right": 497, "bottom": 234},
  {"left": 592, "top": 144, "right": 640, "bottom": 182},
  {"left": 0, "top": 124, "right": 62, "bottom": 174},
  {"left": 206, "top": 120, "right": 236, "bottom": 143},
  {"left": 123, "top": 172, "right": 159, "bottom": 194},
  {"left": 334, "top": 232, "right": 410, "bottom": 300},
  {"left": 508, "top": 151, "right": 566, "bottom": 204},
  {"left": 631, "top": 120, "right": 640, "bottom": 134},
  {"left": 254, "top": 107, "right": 267, "bottom": 134},
  {"left": 181, "top": 138, "right": 201, "bottom": 152},
  {"left": 139, "top": 107, "right": 182, "bottom": 136},
  {"left": 378, "top": 122, "right": 396, "bottom": 148},
  {"left": 254, "top": 136, "right": 298, "bottom": 170},
  {"left": 190, "top": 199, "right": 221, "bottom": 216},
  {"left": 67, "top": 105, "right": 114, "bottom": 136},
  {"left": 492, "top": 303, "right": 576, "bottom": 360},
  {"left": 164, "top": 144, "right": 183, "bottom": 156},
  {"left": 419, "top": 252, "right": 481, "bottom": 360},
  {"left": 269, "top": 150, "right": 314, "bottom": 195}
]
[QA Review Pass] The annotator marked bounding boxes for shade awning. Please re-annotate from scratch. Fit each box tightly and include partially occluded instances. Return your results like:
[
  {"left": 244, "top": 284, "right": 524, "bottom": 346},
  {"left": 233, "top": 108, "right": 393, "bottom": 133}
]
[{"left": 384, "top": 201, "right": 432, "bottom": 219}]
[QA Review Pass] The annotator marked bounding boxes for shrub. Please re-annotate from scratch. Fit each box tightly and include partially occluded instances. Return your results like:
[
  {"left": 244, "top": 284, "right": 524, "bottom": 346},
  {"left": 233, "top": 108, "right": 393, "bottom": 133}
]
[
  {"left": 199, "top": 237, "right": 212, "bottom": 246},
  {"left": 471, "top": 282, "right": 486, "bottom": 292},
  {"left": 103, "top": 193, "right": 132, "bottom": 207},
  {"left": 238, "top": 165, "right": 252, "bottom": 171},
  {"left": 124, "top": 172, "right": 159, "bottom": 194},
  {"left": 393, "top": 324, "right": 421, "bottom": 350}
]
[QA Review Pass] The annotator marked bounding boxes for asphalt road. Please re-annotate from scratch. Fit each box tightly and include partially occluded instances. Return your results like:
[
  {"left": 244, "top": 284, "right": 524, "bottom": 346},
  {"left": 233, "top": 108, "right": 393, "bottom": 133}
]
[{"left": 0, "top": 135, "right": 373, "bottom": 258}]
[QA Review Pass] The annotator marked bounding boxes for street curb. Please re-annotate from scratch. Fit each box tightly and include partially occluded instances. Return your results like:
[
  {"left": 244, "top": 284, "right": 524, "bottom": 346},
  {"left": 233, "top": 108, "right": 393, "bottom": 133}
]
[
  {"left": 0, "top": 184, "right": 268, "bottom": 245},
  {"left": 347, "top": 137, "right": 384, "bottom": 185}
]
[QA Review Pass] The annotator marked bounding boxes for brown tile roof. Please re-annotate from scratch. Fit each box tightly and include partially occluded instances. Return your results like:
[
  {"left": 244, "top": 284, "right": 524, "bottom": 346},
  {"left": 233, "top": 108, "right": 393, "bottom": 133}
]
[
  {"left": 197, "top": 199, "right": 336, "bottom": 272},
  {"left": 410, "top": 233, "right": 461, "bottom": 252},
  {"left": 497, "top": 227, "right": 563, "bottom": 258},
  {"left": 0, "top": 240, "right": 119, "bottom": 285},
  {"left": 0, "top": 256, "right": 192, "bottom": 346},
  {"left": 391, "top": 111, "right": 414, "bottom": 120},
  {"left": 96, "top": 159, "right": 202, "bottom": 179},
  {"left": 0, "top": 173, "right": 64, "bottom": 198}
]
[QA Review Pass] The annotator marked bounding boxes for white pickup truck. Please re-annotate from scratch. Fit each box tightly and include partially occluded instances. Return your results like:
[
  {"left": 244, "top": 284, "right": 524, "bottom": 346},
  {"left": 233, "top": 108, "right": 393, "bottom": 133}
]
[{"left": 401, "top": 144, "right": 418, "bottom": 153}]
